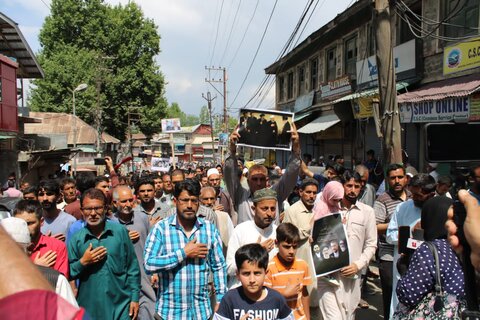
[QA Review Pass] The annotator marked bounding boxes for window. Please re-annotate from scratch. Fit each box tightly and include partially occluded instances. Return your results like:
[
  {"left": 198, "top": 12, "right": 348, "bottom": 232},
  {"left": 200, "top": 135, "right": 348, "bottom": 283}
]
[
  {"left": 345, "top": 36, "right": 358, "bottom": 77},
  {"left": 298, "top": 66, "right": 305, "bottom": 95},
  {"left": 287, "top": 72, "right": 294, "bottom": 100},
  {"left": 310, "top": 58, "right": 318, "bottom": 90},
  {"left": 278, "top": 76, "right": 285, "bottom": 101},
  {"left": 368, "top": 24, "right": 376, "bottom": 56},
  {"left": 443, "top": 0, "right": 479, "bottom": 39},
  {"left": 398, "top": 3, "right": 421, "bottom": 44},
  {"left": 326, "top": 48, "right": 337, "bottom": 81}
]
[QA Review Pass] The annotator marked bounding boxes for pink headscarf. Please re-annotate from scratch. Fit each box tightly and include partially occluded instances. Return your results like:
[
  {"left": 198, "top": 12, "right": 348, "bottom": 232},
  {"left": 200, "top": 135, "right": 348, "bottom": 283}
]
[{"left": 313, "top": 181, "right": 344, "bottom": 220}]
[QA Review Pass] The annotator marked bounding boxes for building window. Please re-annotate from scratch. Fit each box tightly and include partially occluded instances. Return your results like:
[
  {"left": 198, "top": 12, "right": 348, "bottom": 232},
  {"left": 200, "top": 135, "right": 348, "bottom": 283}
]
[
  {"left": 443, "top": 0, "right": 479, "bottom": 39},
  {"left": 368, "top": 24, "right": 376, "bottom": 56},
  {"left": 278, "top": 76, "right": 285, "bottom": 101},
  {"left": 345, "top": 36, "right": 357, "bottom": 78},
  {"left": 287, "top": 72, "right": 294, "bottom": 100},
  {"left": 310, "top": 57, "right": 318, "bottom": 90},
  {"left": 298, "top": 66, "right": 305, "bottom": 95},
  {"left": 326, "top": 48, "right": 336, "bottom": 81},
  {"left": 398, "top": 3, "right": 421, "bottom": 44}
]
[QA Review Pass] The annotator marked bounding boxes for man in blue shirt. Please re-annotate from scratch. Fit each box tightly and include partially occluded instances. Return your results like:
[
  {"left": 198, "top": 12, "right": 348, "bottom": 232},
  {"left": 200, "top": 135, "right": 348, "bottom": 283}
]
[{"left": 144, "top": 179, "right": 227, "bottom": 320}]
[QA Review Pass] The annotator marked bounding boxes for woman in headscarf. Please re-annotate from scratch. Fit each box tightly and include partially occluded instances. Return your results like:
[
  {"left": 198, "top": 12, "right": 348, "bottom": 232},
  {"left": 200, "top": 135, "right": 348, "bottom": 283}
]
[
  {"left": 312, "top": 181, "right": 344, "bottom": 220},
  {"left": 394, "top": 196, "right": 465, "bottom": 319}
]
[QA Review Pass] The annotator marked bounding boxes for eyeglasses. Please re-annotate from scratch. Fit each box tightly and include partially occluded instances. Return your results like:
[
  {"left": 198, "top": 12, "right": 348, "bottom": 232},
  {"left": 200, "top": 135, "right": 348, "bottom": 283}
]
[
  {"left": 82, "top": 206, "right": 105, "bottom": 213},
  {"left": 200, "top": 197, "right": 216, "bottom": 201},
  {"left": 178, "top": 198, "right": 199, "bottom": 205}
]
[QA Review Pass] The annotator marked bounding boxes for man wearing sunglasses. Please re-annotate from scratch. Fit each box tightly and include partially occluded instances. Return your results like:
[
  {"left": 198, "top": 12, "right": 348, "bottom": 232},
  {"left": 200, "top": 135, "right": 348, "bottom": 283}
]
[
  {"left": 68, "top": 188, "right": 140, "bottom": 320},
  {"left": 37, "top": 180, "right": 76, "bottom": 242}
]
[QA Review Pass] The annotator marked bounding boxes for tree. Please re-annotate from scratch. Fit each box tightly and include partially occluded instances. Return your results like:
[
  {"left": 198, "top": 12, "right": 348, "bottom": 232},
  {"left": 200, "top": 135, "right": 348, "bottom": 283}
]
[
  {"left": 199, "top": 105, "right": 210, "bottom": 124},
  {"left": 30, "top": 0, "right": 167, "bottom": 141}
]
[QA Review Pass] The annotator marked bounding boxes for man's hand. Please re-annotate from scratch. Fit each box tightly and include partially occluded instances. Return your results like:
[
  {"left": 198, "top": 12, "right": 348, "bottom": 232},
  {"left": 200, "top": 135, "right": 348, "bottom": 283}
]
[
  {"left": 151, "top": 274, "right": 159, "bottom": 288},
  {"left": 283, "top": 282, "right": 302, "bottom": 298},
  {"left": 46, "top": 231, "right": 66, "bottom": 242},
  {"left": 213, "top": 204, "right": 224, "bottom": 212},
  {"left": 446, "top": 190, "right": 480, "bottom": 271},
  {"left": 129, "top": 230, "right": 140, "bottom": 243},
  {"left": 340, "top": 263, "right": 359, "bottom": 277},
  {"left": 184, "top": 238, "right": 209, "bottom": 259},
  {"left": 105, "top": 156, "right": 114, "bottom": 172},
  {"left": 214, "top": 302, "right": 220, "bottom": 313},
  {"left": 149, "top": 216, "right": 161, "bottom": 227},
  {"left": 129, "top": 301, "right": 139, "bottom": 319},
  {"left": 229, "top": 127, "right": 240, "bottom": 155},
  {"left": 257, "top": 236, "right": 275, "bottom": 252},
  {"left": 290, "top": 122, "right": 300, "bottom": 156},
  {"left": 80, "top": 243, "right": 107, "bottom": 266},
  {"left": 33, "top": 250, "right": 57, "bottom": 267},
  {"left": 300, "top": 161, "right": 313, "bottom": 178}
]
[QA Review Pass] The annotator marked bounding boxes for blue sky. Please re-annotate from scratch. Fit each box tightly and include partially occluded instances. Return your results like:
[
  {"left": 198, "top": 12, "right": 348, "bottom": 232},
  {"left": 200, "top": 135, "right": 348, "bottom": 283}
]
[{"left": 1, "top": 0, "right": 354, "bottom": 116}]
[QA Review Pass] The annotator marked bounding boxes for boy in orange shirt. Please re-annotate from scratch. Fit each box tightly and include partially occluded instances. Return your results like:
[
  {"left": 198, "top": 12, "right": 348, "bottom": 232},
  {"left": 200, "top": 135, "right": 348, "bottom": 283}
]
[{"left": 265, "top": 223, "right": 313, "bottom": 320}]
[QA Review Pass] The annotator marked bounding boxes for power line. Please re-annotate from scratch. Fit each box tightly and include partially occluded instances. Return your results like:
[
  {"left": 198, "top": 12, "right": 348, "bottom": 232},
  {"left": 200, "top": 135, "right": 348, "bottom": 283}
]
[
  {"left": 230, "top": 0, "right": 279, "bottom": 107},
  {"left": 227, "top": 0, "right": 260, "bottom": 69},
  {"left": 209, "top": 0, "right": 225, "bottom": 66},
  {"left": 40, "top": 0, "right": 51, "bottom": 10},
  {"left": 219, "top": 0, "right": 243, "bottom": 66}
]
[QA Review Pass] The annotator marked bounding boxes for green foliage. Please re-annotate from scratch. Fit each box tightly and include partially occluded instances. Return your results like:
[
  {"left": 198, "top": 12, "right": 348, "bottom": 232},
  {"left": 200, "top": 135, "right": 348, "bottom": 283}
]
[
  {"left": 199, "top": 105, "right": 210, "bottom": 124},
  {"left": 30, "top": 0, "right": 167, "bottom": 141},
  {"left": 165, "top": 102, "right": 199, "bottom": 128}
]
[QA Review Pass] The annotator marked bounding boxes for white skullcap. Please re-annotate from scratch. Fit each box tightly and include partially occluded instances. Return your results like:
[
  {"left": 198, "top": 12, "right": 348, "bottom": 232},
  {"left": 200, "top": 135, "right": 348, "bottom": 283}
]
[
  {"left": 242, "top": 168, "right": 249, "bottom": 174},
  {"left": 429, "top": 163, "right": 438, "bottom": 169},
  {"left": 1, "top": 217, "right": 31, "bottom": 244},
  {"left": 207, "top": 168, "right": 220, "bottom": 177}
]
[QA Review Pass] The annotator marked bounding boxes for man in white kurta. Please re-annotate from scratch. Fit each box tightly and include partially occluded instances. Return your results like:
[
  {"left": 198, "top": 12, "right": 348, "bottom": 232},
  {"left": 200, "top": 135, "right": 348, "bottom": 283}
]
[
  {"left": 317, "top": 172, "right": 377, "bottom": 320},
  {"left": 226, "top": 188, "right": 279, "bottom": 288}
]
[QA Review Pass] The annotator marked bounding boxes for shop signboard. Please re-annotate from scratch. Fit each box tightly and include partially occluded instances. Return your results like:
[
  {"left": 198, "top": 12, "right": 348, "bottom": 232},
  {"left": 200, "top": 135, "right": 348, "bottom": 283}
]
[
  {"left": 320, "top": 76, "right": 351, "bottom": 99},
  {"left": 443, "top": 37, "right": 480, "bottom": 75},
  {"left": 399, "top": 96, "right": 470, "bottom": 123}
]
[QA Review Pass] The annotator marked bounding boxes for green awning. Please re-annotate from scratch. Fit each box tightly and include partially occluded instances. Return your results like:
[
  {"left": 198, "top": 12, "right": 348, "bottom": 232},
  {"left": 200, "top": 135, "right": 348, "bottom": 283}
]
[
  {"left": 333, "top": 81, "right": 413, "bottom": 103},
  {"left": 79, "top": 146, "right": 97, "bottom": 153},
  {"left": 294, "top": 111, "right": 312, "bottom": 122},
  {"left": 0, "top": 134, "right": 16, "bottom": 139}
]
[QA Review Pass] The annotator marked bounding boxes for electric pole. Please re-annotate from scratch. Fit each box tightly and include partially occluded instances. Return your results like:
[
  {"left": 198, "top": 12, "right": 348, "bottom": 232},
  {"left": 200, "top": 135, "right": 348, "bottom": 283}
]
[
  {"left": 202, "top": 92, "right": 217, "bottom": 161},
  {"left": 205, "top": 66, "right": 228, "bottom": 133},
  {"left": 374, "top": 0, "right": 402, "bottom": 165},
  {"left": 127, "top": 106, "right": 141, "bottom": 171}
]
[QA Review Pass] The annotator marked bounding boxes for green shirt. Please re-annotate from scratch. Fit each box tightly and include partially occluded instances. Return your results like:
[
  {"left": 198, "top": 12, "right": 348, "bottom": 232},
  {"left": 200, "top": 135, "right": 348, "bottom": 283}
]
[{"left": 68, "top": 220, "right": 140, "bottom": 320}]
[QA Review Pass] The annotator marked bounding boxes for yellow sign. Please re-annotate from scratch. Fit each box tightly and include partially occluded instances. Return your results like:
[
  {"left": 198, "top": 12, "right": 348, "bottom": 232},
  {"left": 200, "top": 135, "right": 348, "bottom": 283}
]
[
  {"left": 352, "top": 97, "right": 375, "bottom": 119},
  {"left": 443, "top": 37, "right": 480, "bottom": 75}
]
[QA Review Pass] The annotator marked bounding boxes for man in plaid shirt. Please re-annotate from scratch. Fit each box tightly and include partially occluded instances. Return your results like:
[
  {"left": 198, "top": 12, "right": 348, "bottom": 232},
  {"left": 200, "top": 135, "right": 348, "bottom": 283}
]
[{"left": 144, "top": 179, "right": 227, "bottom": 320}]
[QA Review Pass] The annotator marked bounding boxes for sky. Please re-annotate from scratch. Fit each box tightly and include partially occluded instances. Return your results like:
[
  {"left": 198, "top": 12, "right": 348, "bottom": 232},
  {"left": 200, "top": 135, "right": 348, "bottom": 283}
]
[{"left": 1, "top": 0, "right": 355, "bottom": 116}]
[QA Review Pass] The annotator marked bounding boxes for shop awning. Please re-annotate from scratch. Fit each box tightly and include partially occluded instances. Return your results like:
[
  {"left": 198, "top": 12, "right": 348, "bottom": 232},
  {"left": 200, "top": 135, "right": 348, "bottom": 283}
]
[
  {"left": 294, "top": 111, "right": 312, "bottom": 122},
  {"left": 297, "top": 114, "right": 340, "bottom": 134},
  {"left": 333, "top": 81, "right": 412, "bottom": 103},
  {"left": 397, "top": 74, "right": 480, "bottom": 103}
]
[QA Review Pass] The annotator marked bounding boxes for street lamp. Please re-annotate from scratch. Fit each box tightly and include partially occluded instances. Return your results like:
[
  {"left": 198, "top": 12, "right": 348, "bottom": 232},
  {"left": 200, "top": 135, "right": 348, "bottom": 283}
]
[{"left": 72, "top": 83, "right": 88, "bottom": 177}]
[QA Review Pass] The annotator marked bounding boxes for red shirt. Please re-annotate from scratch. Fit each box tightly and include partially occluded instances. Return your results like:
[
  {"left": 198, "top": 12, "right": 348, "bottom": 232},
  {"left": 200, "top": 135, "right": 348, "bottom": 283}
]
[
  {"left": 30, "top": 234, "right": 69, "bottom": 279},
  {"left": 64, "top": 199, "right": 82, "bottom": 220}
]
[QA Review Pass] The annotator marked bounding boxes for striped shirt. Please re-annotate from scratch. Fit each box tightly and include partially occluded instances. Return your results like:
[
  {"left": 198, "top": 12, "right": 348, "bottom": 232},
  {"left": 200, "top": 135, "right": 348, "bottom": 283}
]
[
  {"left": 374, "top": 190, "right": 410, "bottom": 261},
  {"left": 144, "top": 214, "right": 227, "bottom": 320},
  {"left": 264, "top": 255, "right": 312, "bottom": 319}
]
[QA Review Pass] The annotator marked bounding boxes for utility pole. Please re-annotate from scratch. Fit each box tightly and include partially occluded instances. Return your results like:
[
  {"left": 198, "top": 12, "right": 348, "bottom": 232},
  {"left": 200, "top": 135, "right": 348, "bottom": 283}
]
[
  {"left": 202, "top": 92, "right": 217, "bottom": 161},
  {"left": 205, "top": 66, "right": 228, "bottom": 133},
  {"left": 374, "top": 0, "right": 402, "bottom": 165},
  {"left": 127, "top": 106, "right": 141, "bottom": 172}
]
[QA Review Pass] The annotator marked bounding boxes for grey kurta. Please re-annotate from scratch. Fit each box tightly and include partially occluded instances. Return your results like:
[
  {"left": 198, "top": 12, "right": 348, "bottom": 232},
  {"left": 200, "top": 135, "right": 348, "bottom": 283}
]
[{"left": 224, "top": 153, "right": 300, "bottom": 225}]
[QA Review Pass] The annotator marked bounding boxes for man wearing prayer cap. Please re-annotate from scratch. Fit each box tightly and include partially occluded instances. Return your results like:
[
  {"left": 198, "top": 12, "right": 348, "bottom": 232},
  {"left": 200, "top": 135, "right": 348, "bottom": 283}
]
[{"left": 207, "top": 167, "right": 236, "bottom": 225}]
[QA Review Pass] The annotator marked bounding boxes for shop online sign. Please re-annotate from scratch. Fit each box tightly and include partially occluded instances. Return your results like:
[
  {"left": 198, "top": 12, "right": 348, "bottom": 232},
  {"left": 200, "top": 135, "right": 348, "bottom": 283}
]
[{"left": 399, "top": 96, "right": 469, "bottom": 123}]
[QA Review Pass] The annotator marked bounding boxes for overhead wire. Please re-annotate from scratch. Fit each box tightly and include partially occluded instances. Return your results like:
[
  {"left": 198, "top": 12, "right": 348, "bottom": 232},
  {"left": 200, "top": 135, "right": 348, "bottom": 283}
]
[
  {"left": 209, "top": 0, "right": 225, "bottom": 66},
  {"left": 219, "top": 0, "right": 243, "bottom": 66},
  {"left": 229, "top": 0, "right": 279, "bottom": 108}
]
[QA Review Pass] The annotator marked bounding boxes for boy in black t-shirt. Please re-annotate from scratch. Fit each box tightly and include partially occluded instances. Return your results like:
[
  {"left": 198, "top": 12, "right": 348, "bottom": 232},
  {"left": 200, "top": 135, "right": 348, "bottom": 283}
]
[{"left": 214, "top": 243, "right": 294, "bottom": 320}]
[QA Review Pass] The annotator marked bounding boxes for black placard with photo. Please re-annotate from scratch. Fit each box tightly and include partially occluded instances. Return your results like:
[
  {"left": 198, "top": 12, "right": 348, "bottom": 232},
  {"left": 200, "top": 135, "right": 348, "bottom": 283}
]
[
  {"left": 237, "top": 108, "right": 294, "bottom": 151},
  {"left": 310, "top": 213, "right": 350, "bottom": 277}
]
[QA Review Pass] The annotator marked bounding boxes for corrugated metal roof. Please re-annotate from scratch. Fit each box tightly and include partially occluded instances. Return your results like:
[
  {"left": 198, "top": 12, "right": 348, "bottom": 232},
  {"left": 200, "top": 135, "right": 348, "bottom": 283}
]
[
  {"left": 297, "top": 114, "right": 340, "bottom": 134},
  {"left": 25, "top": 112, "right": 120, "bottom": 144},
  {"left": 191, "top": 136, "right": 213, "bottom": 145},
  {"left": 398, "top": 74, "right": 480, "bottom": 103},
  {"left": 0, "top": 12, "right": 43, "bottom": 79}
]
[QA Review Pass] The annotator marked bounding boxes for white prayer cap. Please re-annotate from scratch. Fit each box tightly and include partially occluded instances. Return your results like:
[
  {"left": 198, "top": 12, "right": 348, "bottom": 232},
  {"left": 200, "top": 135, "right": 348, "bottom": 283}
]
[
  {"left": 207, "top": 168, "right": 220, "bottom": 177},
  {"left": 1, "top": 217, "right": 30, "bottom": 244},
  {"left": 242, "top": 168, "right": 249, "bottom": 174}
]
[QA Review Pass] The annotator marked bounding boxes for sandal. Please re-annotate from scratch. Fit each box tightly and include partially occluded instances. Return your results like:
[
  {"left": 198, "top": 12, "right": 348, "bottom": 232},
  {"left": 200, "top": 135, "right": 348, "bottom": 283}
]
[{"left": 358, "top": 299, "right": 369, "bottom": 309}]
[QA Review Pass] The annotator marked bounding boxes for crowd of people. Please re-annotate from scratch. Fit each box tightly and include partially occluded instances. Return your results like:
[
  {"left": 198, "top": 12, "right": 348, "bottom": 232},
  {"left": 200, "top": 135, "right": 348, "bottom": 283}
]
[{"left": 0, "top": 124, "right": 480, "bottom": 320}]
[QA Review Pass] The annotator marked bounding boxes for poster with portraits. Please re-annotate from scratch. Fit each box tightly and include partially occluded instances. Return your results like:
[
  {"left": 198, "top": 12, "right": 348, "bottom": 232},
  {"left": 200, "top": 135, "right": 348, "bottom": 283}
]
[
  {"left": 310, "top": 213, "right": 350, "bottom": 277},
  {"left": 161, "top": 118, "right": 182, "bottom": 133},
  {"left": 218, "top": 133, "right": 229, "bottom": 147},
  {"left": 151, "top": 157, "right": 172, "bottom": 172},
  {"left": 237, "top": 108, "right": 294, "bottom": 151}
]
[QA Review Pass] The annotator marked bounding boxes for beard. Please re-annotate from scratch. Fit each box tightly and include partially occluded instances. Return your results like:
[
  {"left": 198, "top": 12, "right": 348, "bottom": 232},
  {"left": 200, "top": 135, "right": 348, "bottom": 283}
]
[{"left": 345, "top": 194, "right": 358, "bottom": 203}]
